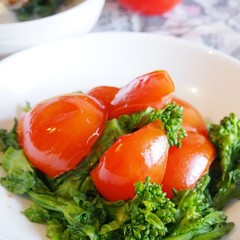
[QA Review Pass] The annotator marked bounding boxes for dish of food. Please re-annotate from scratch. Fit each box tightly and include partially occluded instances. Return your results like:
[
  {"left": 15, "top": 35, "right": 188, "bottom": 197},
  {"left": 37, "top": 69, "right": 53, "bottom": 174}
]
[
  {"left": 0, "top": 32, "right": 240, "bottom": 240},
  {"left": 0, "top": 0, "right": 84, "bottom": 22},
  {"left": 0, "top": 0, "right": 105, "bottom": 57}
]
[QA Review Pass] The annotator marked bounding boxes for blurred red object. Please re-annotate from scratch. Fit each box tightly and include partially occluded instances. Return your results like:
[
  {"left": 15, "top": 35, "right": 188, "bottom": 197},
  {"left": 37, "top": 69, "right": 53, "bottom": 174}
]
[{"left": 118, "top": 0, "right": 181, "bottom": 15}]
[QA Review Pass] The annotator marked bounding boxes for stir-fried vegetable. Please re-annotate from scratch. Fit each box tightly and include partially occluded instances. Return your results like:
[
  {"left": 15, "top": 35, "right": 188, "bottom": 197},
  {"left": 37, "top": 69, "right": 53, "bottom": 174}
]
[
  {"left": 209, "top": 113, "right": 240, "bottom": 210},
  {"left": 0, "top": 70, "right": 238, "bottom": 239}
]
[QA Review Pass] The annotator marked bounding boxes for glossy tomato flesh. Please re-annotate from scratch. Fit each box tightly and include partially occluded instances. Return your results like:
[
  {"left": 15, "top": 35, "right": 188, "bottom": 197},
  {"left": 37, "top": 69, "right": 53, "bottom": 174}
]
[
  {"left": 173, "top": 97, "right": 208, "bottom": 137},
  {"left": 118, "top": 0, "right": 181, "bottom": 15},
  {"left": 20, "top": 94, "right": 107, "bottom": 178},
  {"left": 90, "top": 120, "right": 169, "bottom": 201},
  {"left": 87, "top": 86, "right": 119, "bottom": 112},
  {"left": 161, "top": 131, "right": 216, "bottom": 198},
  {"left": 109, "top": 70, "right": 175, "bottom": 119}
]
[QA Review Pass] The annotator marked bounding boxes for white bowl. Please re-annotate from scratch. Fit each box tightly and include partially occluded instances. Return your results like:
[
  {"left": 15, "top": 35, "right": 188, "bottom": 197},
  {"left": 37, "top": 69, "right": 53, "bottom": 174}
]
[
  {"left": 0, "top": 0, "right": 105, "bottom": 57},
  {"left": 0, "top": 33, "right": 240, "bottom": 239}
]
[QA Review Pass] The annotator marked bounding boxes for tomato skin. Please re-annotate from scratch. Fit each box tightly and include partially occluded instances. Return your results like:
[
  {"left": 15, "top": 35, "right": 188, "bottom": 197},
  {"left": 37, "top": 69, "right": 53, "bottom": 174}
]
[
  {"left": 17, "top": 112, "right": 26, "bottom": 147},
  {"left": 161, "top": 131, "right": 216, "bottom": 198},
  {"left": 20, "top": 94, "right": 107, "bottom": 178},
  {"left": 173, "top": 97, "right": 208, "bottom": 137},
  {"left": 87, "top": 86, "right": 120, "bottom": 111},
  {"left": 109, "top": 70, "right": 175, "bottom": 119},
  {"left": 118, "top": 0, "right": 181, "bottom": 15},
  {"left": 90, "top": 120, "right": 169, "bottom": 201}
]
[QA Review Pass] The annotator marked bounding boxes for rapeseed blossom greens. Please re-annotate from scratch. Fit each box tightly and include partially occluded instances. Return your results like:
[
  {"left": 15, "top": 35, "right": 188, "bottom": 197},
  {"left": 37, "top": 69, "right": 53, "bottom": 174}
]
[{"left": 0, "top": 104, "right": 238, "bottom": 239}]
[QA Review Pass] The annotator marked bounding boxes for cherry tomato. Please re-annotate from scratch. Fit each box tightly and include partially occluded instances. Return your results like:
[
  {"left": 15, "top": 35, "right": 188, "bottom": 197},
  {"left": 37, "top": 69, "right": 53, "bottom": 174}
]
[
  {"left": 161, "top": 131, "right": 216, "bottom": 198},
  {"left": 118, "top": 0, "right": 181, "bottom": 15},
  {"left": 87, "top": 86, "right": 119, "bottom": 111},
  {"left": 109, "top": 70, "right": 175, "bottom": 119},
  {"left": 19, "top": 94, "right": 107, "bottom": 178},
  {"left": 17, "top": 112, "right": 26, "bottom": 147},
  {"left": 90, "top": 120, "right": 169, "bottom": 201},
  {"left": 173, "top": 97, "right": 208, "bottom": 137}
]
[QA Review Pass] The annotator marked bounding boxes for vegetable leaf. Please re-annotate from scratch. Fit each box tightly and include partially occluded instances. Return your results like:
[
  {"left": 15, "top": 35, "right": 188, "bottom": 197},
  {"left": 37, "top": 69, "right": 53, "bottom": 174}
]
[
  {"left": 1, "top": 147, "right": 49, "bottom": 194},
  {"left": 0, "top": 119, "right": 20, "bottom": 152},
  {"left": 166, "top": 175, "right": 234, "bottom": 239}
]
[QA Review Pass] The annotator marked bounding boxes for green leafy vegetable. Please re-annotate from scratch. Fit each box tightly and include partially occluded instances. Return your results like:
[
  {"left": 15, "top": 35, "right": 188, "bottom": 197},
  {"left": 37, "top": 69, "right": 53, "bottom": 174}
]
[
  {"left": 117, "top": 103, "right": 186, "bottom": 147},
  {"left": 0, "top": 119, "right": 20, "bottom": 152},
  {"left": 16, "top": 0, "right": 68, "bottom": 21},
  {"left": 0, "top": 147, "right": 48, "bottom": 194},
  {"left": 209, "top": 113, "right": 240, "bottom": 209},
  {"left": 25, "top": 177, "right": 177, "bottom": 239},
  {"left": 0, "top": 105, "right": 237, "bottom": 240},
  {"left": 166, "top": 175, "right": 234, "bottom": 239},
  {"left": 99, "top": 177, "right": 177, "bottom": 239}
]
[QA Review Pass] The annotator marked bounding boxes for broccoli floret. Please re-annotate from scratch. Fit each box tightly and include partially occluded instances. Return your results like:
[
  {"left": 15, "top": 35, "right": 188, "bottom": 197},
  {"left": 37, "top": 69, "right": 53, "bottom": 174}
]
[
  {"left": 209, "top": 113, "right": 240, "bottom": 209},
  {"left": 100, "top": 177, "right": 177, "bottom": 239},
  {"left": 118, "top": 103, "right": 186, "bottom": 147}
]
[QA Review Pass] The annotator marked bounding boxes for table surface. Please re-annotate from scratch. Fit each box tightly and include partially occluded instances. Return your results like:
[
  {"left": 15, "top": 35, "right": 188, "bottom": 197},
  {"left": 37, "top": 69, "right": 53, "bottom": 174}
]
[{"left": 94, "top": 0, "right": 240, "bottom": 60}]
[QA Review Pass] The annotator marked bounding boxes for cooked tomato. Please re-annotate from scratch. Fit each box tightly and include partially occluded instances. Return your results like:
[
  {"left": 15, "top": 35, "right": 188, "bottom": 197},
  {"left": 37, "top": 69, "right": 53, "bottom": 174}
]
[
  {"left": 173, "top": 97, "right": 208, "bottom": 137},
  {"left": 19, "top": 93, "right": 107, "bottom": 178},
  {"left": 118, "top": 0, "right": 181, "bottom": 15},
  {"left": 17, "top": 112, "right": 26, "bottom": 147},
  {"left": 109, "top": 70, "right": 175, "bottom": 119},
  {"left": 87, "top": 86, "right": 119, "bottom": 111},
  {"left": 161, "top": 131, "right": 216, "bottom": 198},
  {"left": 90, "top": 120, "right": 169, "bottom": 201}
]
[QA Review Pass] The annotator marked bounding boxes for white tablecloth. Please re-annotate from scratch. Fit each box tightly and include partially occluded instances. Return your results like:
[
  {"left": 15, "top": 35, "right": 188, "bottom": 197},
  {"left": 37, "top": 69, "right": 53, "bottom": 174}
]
[{"left": 94, "top": 0, "right": 240, "bottom": 60}]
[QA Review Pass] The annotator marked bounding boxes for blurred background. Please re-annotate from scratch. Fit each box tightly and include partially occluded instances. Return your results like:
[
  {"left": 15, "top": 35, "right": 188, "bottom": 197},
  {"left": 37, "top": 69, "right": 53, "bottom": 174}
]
[
  {"left": 1, "top": 0, "right": 240, "bottom": 59},
  {"left": 94, "top": 0, "right": 240, "bottom": 60}
]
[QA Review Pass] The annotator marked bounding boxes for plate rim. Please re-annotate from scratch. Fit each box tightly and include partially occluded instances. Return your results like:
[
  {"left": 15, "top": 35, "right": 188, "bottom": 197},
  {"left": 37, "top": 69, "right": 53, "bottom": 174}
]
[{"left": 1, "top": 32, "right": 240, "bottom": 67}]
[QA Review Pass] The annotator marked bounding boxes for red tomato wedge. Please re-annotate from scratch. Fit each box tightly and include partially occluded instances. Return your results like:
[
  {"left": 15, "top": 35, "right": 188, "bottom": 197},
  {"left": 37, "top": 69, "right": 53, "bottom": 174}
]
[
  {"left": 90, "top": 120, "right": 169, "bottom": 201},
  {"left": 173, "top": 97, "right": 208, "bottom": 137},
  {"left": 19, "top": 94, "right": 107, "bottom": 178},
  {"left": 161, "top": 131, "right": 216, "bottom": 198},
  {"left": 109, "top": 70, "right": 175, "bottom": 119},
  {"left": 87, "top": 86, "right": 119, "bottom": 111},
  {"left": 118, "top": 0, "right": 181, "bottom": 15}
]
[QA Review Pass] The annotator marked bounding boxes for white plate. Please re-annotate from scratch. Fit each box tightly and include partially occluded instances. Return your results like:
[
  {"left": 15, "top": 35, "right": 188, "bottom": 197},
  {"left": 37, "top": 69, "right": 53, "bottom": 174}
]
[{"left": 0, "top": 32, "right": 240, "bottom": 240}]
